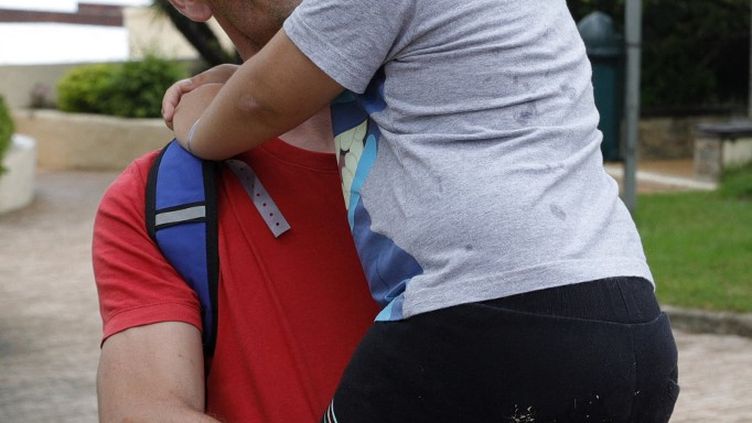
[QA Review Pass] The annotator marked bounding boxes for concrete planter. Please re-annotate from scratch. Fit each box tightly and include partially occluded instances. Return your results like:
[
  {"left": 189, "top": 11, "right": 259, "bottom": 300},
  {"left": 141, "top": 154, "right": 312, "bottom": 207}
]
[
  {"left": 0, "top": 134, "right": 37, "bottom": 214},
  {"left": 12, "top": 109, "right": 172, "bottom": 170}
]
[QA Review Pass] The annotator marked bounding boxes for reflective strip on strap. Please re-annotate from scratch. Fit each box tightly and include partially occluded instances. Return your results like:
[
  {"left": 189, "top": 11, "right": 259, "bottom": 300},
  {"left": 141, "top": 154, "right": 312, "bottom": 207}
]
[
  {"left": 324, "top": 400, "right": 339, "bottom": 423},
  {"left": 155, "top": 205, "right": 206, "bottom": 227},
  {"left": 225, "top": 159, "right": 291, "bottom": 238}
]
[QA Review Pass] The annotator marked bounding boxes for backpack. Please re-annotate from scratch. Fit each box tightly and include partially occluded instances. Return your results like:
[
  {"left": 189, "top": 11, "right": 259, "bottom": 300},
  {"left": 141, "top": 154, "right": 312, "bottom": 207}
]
[
  {"left": 145, "top": 140, "right": 220, "bottom": 356},
  {"left": 144, "top": 140, "right": 291, "bottom": 357}
]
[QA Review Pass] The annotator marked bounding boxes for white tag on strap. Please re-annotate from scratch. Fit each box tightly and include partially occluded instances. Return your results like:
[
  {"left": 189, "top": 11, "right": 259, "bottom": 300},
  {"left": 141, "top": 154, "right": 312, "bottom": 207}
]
[{"left": 225, "top": 159, "right": 291, "bottom": 238}]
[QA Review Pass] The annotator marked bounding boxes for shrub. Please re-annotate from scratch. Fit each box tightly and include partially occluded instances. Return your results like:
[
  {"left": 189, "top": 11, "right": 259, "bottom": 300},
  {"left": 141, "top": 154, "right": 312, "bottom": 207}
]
[
  {"left": 57, "top": 64, "right": 119, "bottom": 114},
  {"left": 0, "top": 95, "right": 14, "bottom": 172},
  {"left": 107, "top": 55, "right": 187, "bottom": 118},
  {"left": 56, "top": 55, "right": 187, "bottom": 118}
]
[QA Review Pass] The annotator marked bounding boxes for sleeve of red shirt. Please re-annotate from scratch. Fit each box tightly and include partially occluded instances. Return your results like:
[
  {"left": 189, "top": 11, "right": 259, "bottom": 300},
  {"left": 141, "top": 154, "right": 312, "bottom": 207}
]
[{"left": 93, "top": 152, "right": 202, "bottom": 344}]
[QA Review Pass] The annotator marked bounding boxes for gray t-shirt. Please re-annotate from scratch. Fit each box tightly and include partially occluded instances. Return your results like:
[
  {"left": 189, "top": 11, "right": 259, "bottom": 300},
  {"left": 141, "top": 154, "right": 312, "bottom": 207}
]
[{"left": 284, "top": 0, "right": 653, "bottom": 321}]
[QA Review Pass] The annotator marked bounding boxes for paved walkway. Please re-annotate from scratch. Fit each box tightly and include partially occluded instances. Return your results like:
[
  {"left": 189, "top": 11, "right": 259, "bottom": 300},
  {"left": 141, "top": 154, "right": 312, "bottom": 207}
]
[
  {"left": 604, "top": 159, "right": 717, "bottom": 193},
  {"left": 1, "top": 168, "right": 751, "bottom": 422}
]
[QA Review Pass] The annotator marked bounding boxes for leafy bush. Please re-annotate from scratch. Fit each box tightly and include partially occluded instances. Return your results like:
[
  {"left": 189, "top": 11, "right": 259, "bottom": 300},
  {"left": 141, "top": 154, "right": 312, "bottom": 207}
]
[
  {"left": 57, "top": 64, "right": 119, "bottom": 114},
  {"left": 57, "top": 55, "right": 187, "bottom": 118},
  {"left": 107, "top": 56, "right": 187, "bottom": 118},
  {"left": 0, "top": 95, "right": 14, "bottom": 172}
]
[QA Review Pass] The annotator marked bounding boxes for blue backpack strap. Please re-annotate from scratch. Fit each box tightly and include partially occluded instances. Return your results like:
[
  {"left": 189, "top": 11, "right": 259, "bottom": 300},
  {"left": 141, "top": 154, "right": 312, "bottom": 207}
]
[{"left": 145, "top": 140, "right": 220, "bottom": 356}]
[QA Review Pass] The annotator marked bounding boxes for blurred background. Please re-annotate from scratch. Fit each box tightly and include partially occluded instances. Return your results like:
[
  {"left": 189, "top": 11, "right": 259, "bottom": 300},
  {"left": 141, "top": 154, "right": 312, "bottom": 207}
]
[{"left": 0, "top": 0, "right": 750, "bottom": 421}]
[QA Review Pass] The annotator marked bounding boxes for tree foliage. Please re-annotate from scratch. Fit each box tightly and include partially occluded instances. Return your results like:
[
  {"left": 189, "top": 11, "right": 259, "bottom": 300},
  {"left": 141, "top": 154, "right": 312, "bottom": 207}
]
[{"left": 567, "top": 0, "right": 750, "bottom": 113}]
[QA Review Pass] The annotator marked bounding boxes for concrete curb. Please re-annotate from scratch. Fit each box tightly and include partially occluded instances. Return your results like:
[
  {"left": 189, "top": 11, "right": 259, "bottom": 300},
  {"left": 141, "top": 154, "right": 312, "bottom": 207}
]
[{"left": 663, "top": 305, "right": 752, "bottom": 338}]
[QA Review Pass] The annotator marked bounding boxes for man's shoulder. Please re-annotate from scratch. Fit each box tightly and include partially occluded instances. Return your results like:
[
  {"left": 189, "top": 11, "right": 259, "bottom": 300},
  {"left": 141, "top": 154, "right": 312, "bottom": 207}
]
[
  {"left": 132, "top": 149, "right": 163, "bottom": 171},
  {"left": 97, "top": 149, "right": 163, "bottom": 221},
  {"left": 112, "top": 149, "right": 161, "bottom": 189},
  {"left": 93, "top": 147, "right": 204, "bottom": 343}
]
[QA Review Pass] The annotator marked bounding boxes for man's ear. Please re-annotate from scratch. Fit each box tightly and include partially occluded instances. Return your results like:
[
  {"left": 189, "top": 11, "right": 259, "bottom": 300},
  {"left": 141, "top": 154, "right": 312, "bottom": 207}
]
[{"left": 167, "top": 0, "right": 213, "bottom": 22}]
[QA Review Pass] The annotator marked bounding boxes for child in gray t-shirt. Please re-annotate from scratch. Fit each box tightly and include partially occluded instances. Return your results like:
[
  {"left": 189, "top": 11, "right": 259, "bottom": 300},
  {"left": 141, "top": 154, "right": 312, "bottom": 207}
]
[
  {"left": 174, "top": 0, "right": 652, "bottom": 321},
  {"left": 167, "top": 0, "right": 677, "bottom": 420}
]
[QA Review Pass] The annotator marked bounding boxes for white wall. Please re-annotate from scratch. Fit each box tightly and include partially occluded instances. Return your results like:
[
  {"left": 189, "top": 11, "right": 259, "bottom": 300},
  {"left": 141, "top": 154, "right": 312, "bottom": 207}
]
[
  {"left": 0, "top": 0, "right": 151, "bottom": 11},
  {"left": 0, "top": 23, "right": 130, "bottom": 65}
]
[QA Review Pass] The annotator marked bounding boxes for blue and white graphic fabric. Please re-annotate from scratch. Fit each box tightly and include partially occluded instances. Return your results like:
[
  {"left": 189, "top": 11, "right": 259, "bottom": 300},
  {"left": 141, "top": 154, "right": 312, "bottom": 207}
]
[
  {"left": 285, "top": 0, "right": 654, "bottom": 320},
  {"left": 331, "top": 72, "right": 423, "bottom": 321}
]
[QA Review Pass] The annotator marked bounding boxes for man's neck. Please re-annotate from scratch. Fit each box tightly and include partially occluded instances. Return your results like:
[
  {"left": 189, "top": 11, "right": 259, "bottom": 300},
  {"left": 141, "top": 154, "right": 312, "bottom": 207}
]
[{"left": 278, "top": 108, "right": 334, "bottom": 154}]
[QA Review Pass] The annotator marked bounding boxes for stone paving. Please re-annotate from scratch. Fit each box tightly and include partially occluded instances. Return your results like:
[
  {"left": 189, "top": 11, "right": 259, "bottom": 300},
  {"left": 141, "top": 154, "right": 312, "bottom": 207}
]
[{"left": 0, "top": 169, "right": 751, "bottom": 422}]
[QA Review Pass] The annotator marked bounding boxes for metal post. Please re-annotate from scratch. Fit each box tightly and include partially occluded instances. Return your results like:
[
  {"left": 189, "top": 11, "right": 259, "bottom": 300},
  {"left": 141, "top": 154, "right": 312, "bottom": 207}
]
[
  {"left": 749, "top": 0, "right": 752, "bottom": 117},
  {"left": 623, "top": 0, "right": 642, "bottom": 213}
]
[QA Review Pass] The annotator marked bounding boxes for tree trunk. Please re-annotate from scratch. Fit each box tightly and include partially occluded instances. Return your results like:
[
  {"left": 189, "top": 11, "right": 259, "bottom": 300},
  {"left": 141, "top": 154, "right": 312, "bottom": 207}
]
[{"left": 152, "top": 0, "right": 239, "bottom": 67}]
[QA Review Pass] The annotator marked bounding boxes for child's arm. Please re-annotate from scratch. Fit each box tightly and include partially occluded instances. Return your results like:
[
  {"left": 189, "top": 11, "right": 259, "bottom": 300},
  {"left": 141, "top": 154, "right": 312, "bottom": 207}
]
[
  {"left": 174, "top": 30, "right": 344, "bottom": 160},
  {"left": 172, "top": 83, "right": 224, "bottom": 138},
  {"left": 163, "top": 64, "right": 239, "bottom": 130}
]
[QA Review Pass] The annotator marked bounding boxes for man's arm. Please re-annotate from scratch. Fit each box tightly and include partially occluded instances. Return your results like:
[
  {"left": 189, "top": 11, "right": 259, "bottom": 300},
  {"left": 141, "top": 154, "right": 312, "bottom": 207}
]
[
  {"left": 93, "top": 106, "right": 222, "bottom": 422},
  {"left": 97, "top": 322, "right": 220, "bottom": 423}
]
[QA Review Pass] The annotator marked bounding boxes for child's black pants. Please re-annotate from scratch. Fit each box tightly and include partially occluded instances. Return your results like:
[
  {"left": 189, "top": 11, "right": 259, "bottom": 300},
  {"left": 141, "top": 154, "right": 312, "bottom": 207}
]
[{"left": 324, "top": 277, "right": 679, "bottom": 423}]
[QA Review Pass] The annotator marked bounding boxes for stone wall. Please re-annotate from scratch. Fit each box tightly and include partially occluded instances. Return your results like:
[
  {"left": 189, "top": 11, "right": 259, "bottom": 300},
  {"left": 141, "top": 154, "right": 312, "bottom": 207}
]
[
  {"left": 694, "top": 135, "right": 752, "bottom": 183},
  {"left": 638, "top": 115, "right": 728, "bottom": 160}
]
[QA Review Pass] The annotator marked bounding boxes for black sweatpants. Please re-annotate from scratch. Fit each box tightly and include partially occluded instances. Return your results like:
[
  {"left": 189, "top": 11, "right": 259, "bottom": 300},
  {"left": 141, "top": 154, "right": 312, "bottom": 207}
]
[{"left": 324, "top": 277, "right": 679, "bottom": 423}]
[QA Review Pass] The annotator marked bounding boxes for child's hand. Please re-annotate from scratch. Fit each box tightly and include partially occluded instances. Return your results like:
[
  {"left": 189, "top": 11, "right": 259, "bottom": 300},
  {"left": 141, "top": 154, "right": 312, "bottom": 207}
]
[
  {"left": 173, "top": 83, "right": 224, "bottom": 153},
  {"left": 162, "top": 64, "right": 239, "bottom": 130}
]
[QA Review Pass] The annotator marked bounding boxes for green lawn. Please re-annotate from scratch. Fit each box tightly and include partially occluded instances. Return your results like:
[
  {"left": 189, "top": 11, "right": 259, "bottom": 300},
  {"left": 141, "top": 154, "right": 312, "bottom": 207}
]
[{"left": 634, "top": 165, "right": 752, "bottom": 312}]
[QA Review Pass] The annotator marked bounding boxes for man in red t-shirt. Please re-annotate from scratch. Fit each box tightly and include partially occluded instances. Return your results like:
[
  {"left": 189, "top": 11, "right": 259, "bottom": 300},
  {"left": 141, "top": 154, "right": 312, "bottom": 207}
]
[{"left": 94, "top": 2, "right": 378, "bottom": 421}]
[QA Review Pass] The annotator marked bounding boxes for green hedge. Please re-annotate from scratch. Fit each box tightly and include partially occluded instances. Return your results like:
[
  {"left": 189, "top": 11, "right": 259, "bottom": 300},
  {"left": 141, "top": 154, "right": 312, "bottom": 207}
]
[
  {"left": 567, "top": 0, "right": 749, "bottom": 114},
  {"left": 0, "top": 95, "right": 14, "bottom": 172},
  {"left": 57, "top": 55, "right": 187, "bottom": 118}
]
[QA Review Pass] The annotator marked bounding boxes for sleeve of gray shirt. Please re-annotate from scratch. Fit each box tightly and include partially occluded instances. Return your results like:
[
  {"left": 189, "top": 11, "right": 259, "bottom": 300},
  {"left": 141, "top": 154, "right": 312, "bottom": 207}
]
[{"left": 283, "top": 0, "right": 415, "bottom": 94}]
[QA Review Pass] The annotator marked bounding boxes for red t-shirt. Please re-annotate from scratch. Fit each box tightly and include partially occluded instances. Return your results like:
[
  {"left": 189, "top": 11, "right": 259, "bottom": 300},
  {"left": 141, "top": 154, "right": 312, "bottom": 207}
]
[{"left": 93, "top": 139, "right": 378, "bottom": 422}]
